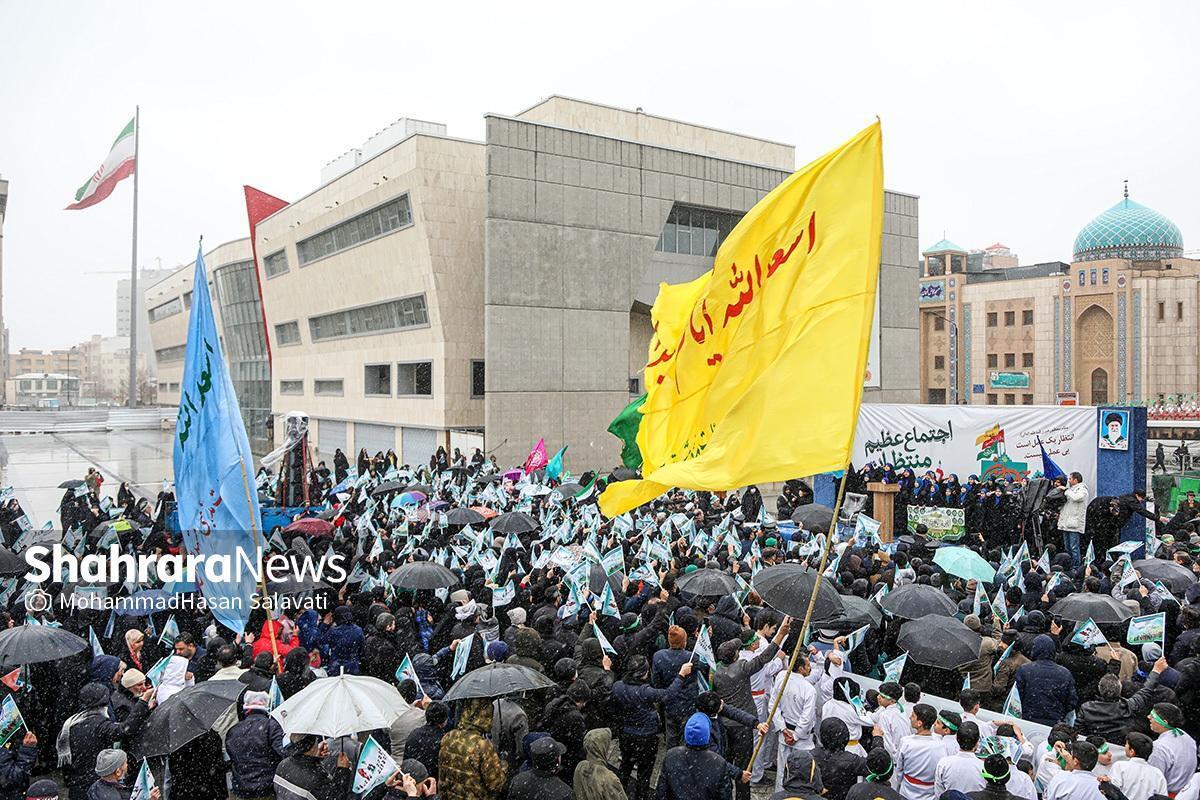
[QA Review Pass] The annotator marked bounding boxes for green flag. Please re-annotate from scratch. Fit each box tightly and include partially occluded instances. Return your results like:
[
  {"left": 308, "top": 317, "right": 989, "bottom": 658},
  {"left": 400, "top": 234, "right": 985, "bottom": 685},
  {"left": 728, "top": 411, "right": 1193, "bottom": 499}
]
[{"left": 608, "top": 394, "right": 646, "bottom": 470}]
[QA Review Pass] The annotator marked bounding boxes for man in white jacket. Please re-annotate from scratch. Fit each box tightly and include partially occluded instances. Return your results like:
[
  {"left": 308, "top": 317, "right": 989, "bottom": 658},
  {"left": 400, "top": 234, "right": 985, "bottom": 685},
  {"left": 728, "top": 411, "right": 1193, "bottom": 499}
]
[{"left": 1057, "top": 471, "right": 1088, "bottom": 568}]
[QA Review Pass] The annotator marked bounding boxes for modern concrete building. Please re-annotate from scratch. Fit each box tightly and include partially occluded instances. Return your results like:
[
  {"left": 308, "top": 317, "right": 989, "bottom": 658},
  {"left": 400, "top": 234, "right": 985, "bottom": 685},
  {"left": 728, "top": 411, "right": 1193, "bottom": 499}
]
[
  {"left": 149, "top": 97, "right": 920, "bottom": 472},
  {"left": 0, "top": 177, "right": 8, "bottom": 404},
  {"left": 6, "top": 372, "right": 80, "bottom": 407},
  {"left": 117, "top": 267, "right": 175, "bottom": 377},
  {"left": 919, "top": 188, "right": 1200, "bottom": 406}
]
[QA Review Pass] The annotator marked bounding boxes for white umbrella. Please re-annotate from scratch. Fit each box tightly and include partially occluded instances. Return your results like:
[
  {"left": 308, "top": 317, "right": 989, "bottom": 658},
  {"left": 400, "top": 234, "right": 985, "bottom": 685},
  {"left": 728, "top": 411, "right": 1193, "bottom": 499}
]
[{"left": 269, "top": 673, "right": 410, "bottom": 737}]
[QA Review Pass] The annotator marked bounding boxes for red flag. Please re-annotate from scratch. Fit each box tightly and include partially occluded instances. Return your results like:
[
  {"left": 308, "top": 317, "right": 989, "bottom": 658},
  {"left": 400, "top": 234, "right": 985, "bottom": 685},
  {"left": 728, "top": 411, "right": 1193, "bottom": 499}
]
[
  {"left": 523, "top": 439, "right": 548, "bottom": 474},
  {"left": 243, "top": 186, "right": 289, "bottom": 368},
  {"left": 1, "top": 667, "right": 23, "bottom": 692}
]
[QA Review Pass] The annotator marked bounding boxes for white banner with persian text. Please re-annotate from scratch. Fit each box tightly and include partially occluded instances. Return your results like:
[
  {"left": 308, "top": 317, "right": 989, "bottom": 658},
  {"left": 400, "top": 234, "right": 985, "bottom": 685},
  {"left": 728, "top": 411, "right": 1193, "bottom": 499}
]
[{"left": 852, "top": 404, "right": 1098, "bottom": 489}]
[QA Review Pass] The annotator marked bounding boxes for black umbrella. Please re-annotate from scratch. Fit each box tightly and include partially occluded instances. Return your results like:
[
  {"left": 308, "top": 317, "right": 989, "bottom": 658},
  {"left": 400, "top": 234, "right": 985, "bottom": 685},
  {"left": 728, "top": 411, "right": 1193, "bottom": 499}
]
[
  {"left": 0, "top": 625, "right": 87, "bottom": 667},
  {"left": 489, "top": 512, "right": 538, "bottom": 535},
  {"left": 268, "top": 573, "right": 331, "bottom": 596},
  {"left": 676, "top": 568, "right": 741, "bottom": 596},
  {"left": 556, "top": 483, "right": 584, "bottom": 497},
  {"left": 387, "top": 561, "right": 460, "bottom": 590},
  {"left": 1050, "top": 592, "right": 1134, "bottom": 624},
  {"left": 403, "top": 483, "right": 435, "bottom": 496},
  {"left": 1133, "top": 559, "right": 1196, "bottom": 594},
  {"left": 0, "top": 548, "right": 26, "bottom": 577},
  {"left": 58, "top": 479, "right": 85, "bottom": 489},
  {"left": 751, "top": 563, "right": 844, "bottom": 623},
  {"left": 371, "top": 481, "right": 405, "bottom": 496},
  {"left": 879, "top": 584, "right": 957, "bottom": 620},
  {"left": 474, "top": 474, "right": 503, "bottom": 485},
  {"left": 316, "top": 507, "right": 338, "bottom": 521},
  {"left": 137, "top": 680, "right": 246, "bottom": 757},
  {"left": 445, "top": 507, "right": 486, "bottom": 526},
  {"left": 897, "top": 615, "right": 982, "bottom": 669},
  {"left": 827, "top": 595, "right": 884, "bottom": 629},
  {"left": 443, "top": 662, "right": 558, "bottom": 701},
  {"left": 588, "top": 564, "right": 623, "bottom": 597},
  {"left": 609, "top": 468, "right": 638, "bottom": 482},
  {"left": 792, "top": 504, "right": 835, "bottom": 532}
]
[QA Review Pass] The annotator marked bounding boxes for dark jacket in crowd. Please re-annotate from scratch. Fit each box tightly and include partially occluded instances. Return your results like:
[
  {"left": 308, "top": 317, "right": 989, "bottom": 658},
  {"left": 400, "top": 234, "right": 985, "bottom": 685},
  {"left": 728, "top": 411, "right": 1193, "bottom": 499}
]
[
  {"left": 654, "top": 744, "right": 739, "bottom": 800},
  {"left": 708, "top": 597, "right": 744, "bottom": 652},
  {"left": 0, "top": 741, "right": 36, "bottom": 800},
  {"left": 225, "top": 709, "right": 287, "bottom": 798},
  {"left": 1076, "top": 672, "right": 1162, "bottom": 743},
  {"left": 507, "top": 766, "right": 574, "bottom": 800},
  {"left": 612, "top": 674, "right": 682, "bottom": 736},
  {"left": 361, "top": 629, "right": 407, "bottom": 685},
  {"left": 273, "top": 752, "right": 351, "bottom": 800},
  {"left": 1014, "top": 634, "right": 1077, "bottom": 725},
  {"left": 404, "top": 722, "right": 448, "bottom": 779},
  {"left": 85, "top": 778, "right": 130, "bottom": 800},
  {"left": 652, "top": 647, "right": 696, "bottom": 721},
  {"left": 810, "top": 719, "right": 868, "bottom": 800},
  {"left": 65, "top": 685, "right": 150, "bottom": 799},
  {"left": 713, "top": 642, "right": 780, "bottom": 726},
  {"left": 316, "top": 609, "right": 365, "bottom": 675}
]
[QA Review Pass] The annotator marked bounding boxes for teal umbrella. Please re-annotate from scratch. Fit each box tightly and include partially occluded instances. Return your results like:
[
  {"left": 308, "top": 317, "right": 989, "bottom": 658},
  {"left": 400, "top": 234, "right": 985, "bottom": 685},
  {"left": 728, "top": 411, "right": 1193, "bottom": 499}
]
[{"left": 933, "top": 546, "right": 996, "bottom": 584}]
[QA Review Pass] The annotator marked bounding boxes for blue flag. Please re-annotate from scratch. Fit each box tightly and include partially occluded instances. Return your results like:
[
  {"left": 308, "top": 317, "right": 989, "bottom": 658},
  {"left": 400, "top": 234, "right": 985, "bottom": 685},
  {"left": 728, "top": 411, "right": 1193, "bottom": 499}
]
[
  {"left": 1038, "top": 439, "right": 1066, "bottom": 483},
  {"left": 172, "top": 245, "right": 261, "bottom": 634},
  {"left": 546, "top": 446, "right": 568, "bottom": 481}
]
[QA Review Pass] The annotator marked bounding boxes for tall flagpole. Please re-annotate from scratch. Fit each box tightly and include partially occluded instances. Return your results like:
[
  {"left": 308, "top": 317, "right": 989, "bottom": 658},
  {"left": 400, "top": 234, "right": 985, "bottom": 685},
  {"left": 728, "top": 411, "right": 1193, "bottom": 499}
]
[{"left": 126, "top": 106, "right": 140, "bottom": 408}]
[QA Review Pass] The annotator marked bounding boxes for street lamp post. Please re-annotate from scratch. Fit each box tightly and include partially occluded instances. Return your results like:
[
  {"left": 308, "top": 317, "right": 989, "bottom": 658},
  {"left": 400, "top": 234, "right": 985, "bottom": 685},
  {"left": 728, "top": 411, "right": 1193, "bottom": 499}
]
[{"left": 927, "top": 309, "right": 960, "bottom": 405}]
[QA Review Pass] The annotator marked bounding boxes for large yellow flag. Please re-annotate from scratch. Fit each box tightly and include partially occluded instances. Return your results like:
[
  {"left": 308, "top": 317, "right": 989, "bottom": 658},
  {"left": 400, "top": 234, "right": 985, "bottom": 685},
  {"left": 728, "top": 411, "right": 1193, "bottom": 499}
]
[{"left": 599, "top": 122, "right": 883, "bottom": 517}]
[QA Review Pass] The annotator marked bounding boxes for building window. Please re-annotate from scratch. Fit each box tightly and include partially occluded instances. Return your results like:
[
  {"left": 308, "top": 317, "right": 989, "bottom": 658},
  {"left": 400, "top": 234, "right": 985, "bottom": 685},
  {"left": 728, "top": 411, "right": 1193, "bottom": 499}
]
[
  {"left": 1102, "top": 268, "right": 1109, "bottom": 284},
  {"left": 1004, "top": 353, "right": 1015, "bottom": 368},
  {"left": 1179, "top": 301, "right": 1185, "bottom": 320},
  {"left": 296, "top": 195, "right": 413, "bottom": 265},
  {"left": 1004, "top": 393, "right": 1016, "bottom": 405},
  {"left": 1022, "top": 309, "right": 1034, "bottom": 325},
  {"left": 155, "top": 345, "right": 186, "bottom": 363},
  {"left": 1090, "top": 269, "right": 1097, "bottom": 285},
  {"left": 1004, "top": 311, "right": 1015, "bottom": 326},
  {"left": 264, "top": 249, "right": 289, "bottom": 278},
  {"left": 934, "top": 355, "right": 945, "bottom": 370},
  {"left": 932, "top": 315, "right": 945, "bottom": 332},
  {"left": 149, "top": 297, "right": 183, "bottom": 322},
  {"left": 396, "top": 362, "right": 432, "bottom": 396},
  {"left": 1159, "top": 301, "right": 1166, "bottom": 321},
  {"left": 1022, "top": 394, "right": 1034, "bottom": 405},
  {"left": 927, "top": 388, "right": 946, "bottom": 403},
  {"left": 655, "top": 204, "right": 743, "bottom": 257},
  {"left": 364, "top": 364, "right": 392, "bottom": 396},
  {"left": 158, "top": 382, "right": 167, "bottom": 391},
  {"left": 169, "top": 382, "right": 180, "bottom": 391},
  {"left": 182, "top": 292, "right": 192, "bottom": 310},
  {"left": 629, "top": 377, "right": 641, "bottom": 395},
  {"left": 987, "top": 353, "right": 998, "bottom": 368},
  {"left": 987, "top": 393, "right": 998, "bottom": 405},
  {"left": 308, "top": 294, "right": 429, "bottom": 342},
  {"left": 280, "top": 380, "right": 304, "bottom": 395},
  {"left": 1022, "top": 352, "right": 1034, "bottom": 368},
  {"left": 274, "top": 321, "right": 301, "bottom": 346},
  {"left": 986, "top": 312, "right": 998, "bottom": 327},
  {"left": 471, "top": 360, "right": 486, "bottom": 398},
  {"left": 314, "top": 379, "right": 343, "bottom": 396},
  {"left": 1078, "top": 271, "right": 1085, "bottom": 286},
  {"left": 18, "top": 380, "right": 30, "bottom": 391}
]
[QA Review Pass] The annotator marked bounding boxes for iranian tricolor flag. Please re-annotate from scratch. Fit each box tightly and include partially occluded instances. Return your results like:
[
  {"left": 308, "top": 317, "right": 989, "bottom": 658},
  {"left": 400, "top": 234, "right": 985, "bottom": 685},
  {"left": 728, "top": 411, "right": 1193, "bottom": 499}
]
[{"left": 65, "top": 117, "right": 136, "bottom": 210}]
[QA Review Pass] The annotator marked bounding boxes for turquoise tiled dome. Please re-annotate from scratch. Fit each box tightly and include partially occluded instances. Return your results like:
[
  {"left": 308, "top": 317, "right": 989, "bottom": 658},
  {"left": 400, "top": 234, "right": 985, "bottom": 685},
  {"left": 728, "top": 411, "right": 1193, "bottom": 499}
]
[{"left": 1073, "top": 196, "right": 1183, "bottom": 262}]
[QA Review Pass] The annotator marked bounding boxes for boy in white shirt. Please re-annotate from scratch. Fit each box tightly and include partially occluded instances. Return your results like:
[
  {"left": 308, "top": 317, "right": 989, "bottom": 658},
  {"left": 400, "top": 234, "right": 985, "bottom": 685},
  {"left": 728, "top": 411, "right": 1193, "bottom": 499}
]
[{"left": 1105, "top": 732, "right": 1167, "bottom": 800}]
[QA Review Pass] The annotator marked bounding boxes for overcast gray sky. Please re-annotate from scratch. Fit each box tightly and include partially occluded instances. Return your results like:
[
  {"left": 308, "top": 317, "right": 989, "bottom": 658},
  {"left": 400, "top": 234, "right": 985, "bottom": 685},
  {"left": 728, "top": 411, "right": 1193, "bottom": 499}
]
[{"left": 2, "top": 0, "right": 1197, "bottom": 349}]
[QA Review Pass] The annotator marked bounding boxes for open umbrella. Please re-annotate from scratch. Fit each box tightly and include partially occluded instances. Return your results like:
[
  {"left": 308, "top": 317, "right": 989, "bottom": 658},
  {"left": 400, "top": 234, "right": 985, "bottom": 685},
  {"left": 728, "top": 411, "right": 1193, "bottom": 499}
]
[
  {"left": 676, "top": 568, "right": 741, "bottom": 596},
  {"left": 282, "top": 518, "right": 333, "bottom": 537},
  {"left": 609, "top": 468, "right": 638, "bottom": 482},
  {"left": 137, "top": 680, "right": 246, "bottom": 757},
  {"left": 751, "top": 563, "right": 844, "bottom": 622},
  {"left": 933, "top": 547, "right": 997, "bottom": 584},
  {"left": 1050, "top": 592, "right": 1134, "bottom": 624},
  {"left": 879, "top": 584, "right": 957, "bottom": 620},
  {"left": 445, "top": 507, "right": 486, "bottom": 526},
  {"left": 0, "top": 548, "right": 26, "bottom": 577},
  {"left": 502, "top": 470, "right": 523, "bottom": 483},
  {"left": 474, "top": 474, "right": 503, "bottom": 485},
  {"left": 489, "top": 512, "right": 538, "bottom": 535},
  {"left": 443, "top": 662, "right": 558, "bottom": 701},
  {"left": 403, "top": 483, "right": 435, "bottom": 496},
  {"left": 268, "top": 573, "right": 331, "bottom": 596},
  {"left": 396, "top": 491, "right": 426, "bottom": 507},
  {"left": 1133, "top": 559, "right": 1196, "bottom": 594},
  {"left": 271, "top": 674, "right": 410, "bottom": 737},
  {"left": 0, "top": 625, "right": 87, "bottom": 667},
  {"left": 588, "top": 564, "right": 623, "bottom": 598},
  {"left": 556, "top": 483, "right": 584, "bottom": 497},
  {"left": 897, "top": 615, "right": 982, "bottom": 669},
  {"left": 58, "top": 479, "right": 85, "bottom": 489},
  {"left": 827, "top": 595, "right": 884, "bottom": 629},
  {"left": 469, "top": 505, "right": 499, "bottom": 520},
  {"left": 791, "top": 504, "right": 835, "bottom": 532},
  {"left": 371, "top": 480, "right": 405, "bottom": 496},
  {"left": 387, "top": 561, "right": 460, "bottom": 590}
]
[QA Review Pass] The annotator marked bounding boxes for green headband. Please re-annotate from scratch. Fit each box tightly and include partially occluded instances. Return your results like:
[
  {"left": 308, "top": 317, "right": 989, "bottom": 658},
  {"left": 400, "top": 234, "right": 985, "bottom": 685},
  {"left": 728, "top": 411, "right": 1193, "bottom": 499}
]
[
  {"left": 981, "top": 765, "right": 1010, "bottom": 782},
  {"left": 1150, "top": 709, "right": 1181, "bottom": 734},
  {"left": 937, "top": 714, "right": 959, "bottom": 732}
]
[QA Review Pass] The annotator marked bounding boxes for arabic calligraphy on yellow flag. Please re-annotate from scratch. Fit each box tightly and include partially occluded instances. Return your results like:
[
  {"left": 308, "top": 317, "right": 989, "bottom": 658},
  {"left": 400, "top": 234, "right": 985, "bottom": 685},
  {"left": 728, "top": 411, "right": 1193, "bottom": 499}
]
[{"left": 599, "top": 122, "right": 884, "bottom": 518}]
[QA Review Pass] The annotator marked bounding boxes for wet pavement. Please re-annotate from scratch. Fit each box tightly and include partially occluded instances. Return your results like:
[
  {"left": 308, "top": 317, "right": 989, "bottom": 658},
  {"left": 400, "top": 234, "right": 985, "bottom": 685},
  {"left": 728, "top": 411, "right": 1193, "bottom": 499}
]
[{"left": 0, "top": 430, "right": 175, "bottom": 527}]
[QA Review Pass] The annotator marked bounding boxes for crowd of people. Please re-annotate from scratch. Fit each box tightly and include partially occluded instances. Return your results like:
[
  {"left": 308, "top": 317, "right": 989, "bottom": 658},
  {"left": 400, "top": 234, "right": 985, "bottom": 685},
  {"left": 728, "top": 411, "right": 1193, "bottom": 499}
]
[{"left": 0, "top": 445, "right": 1196, "bottom": 800}]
